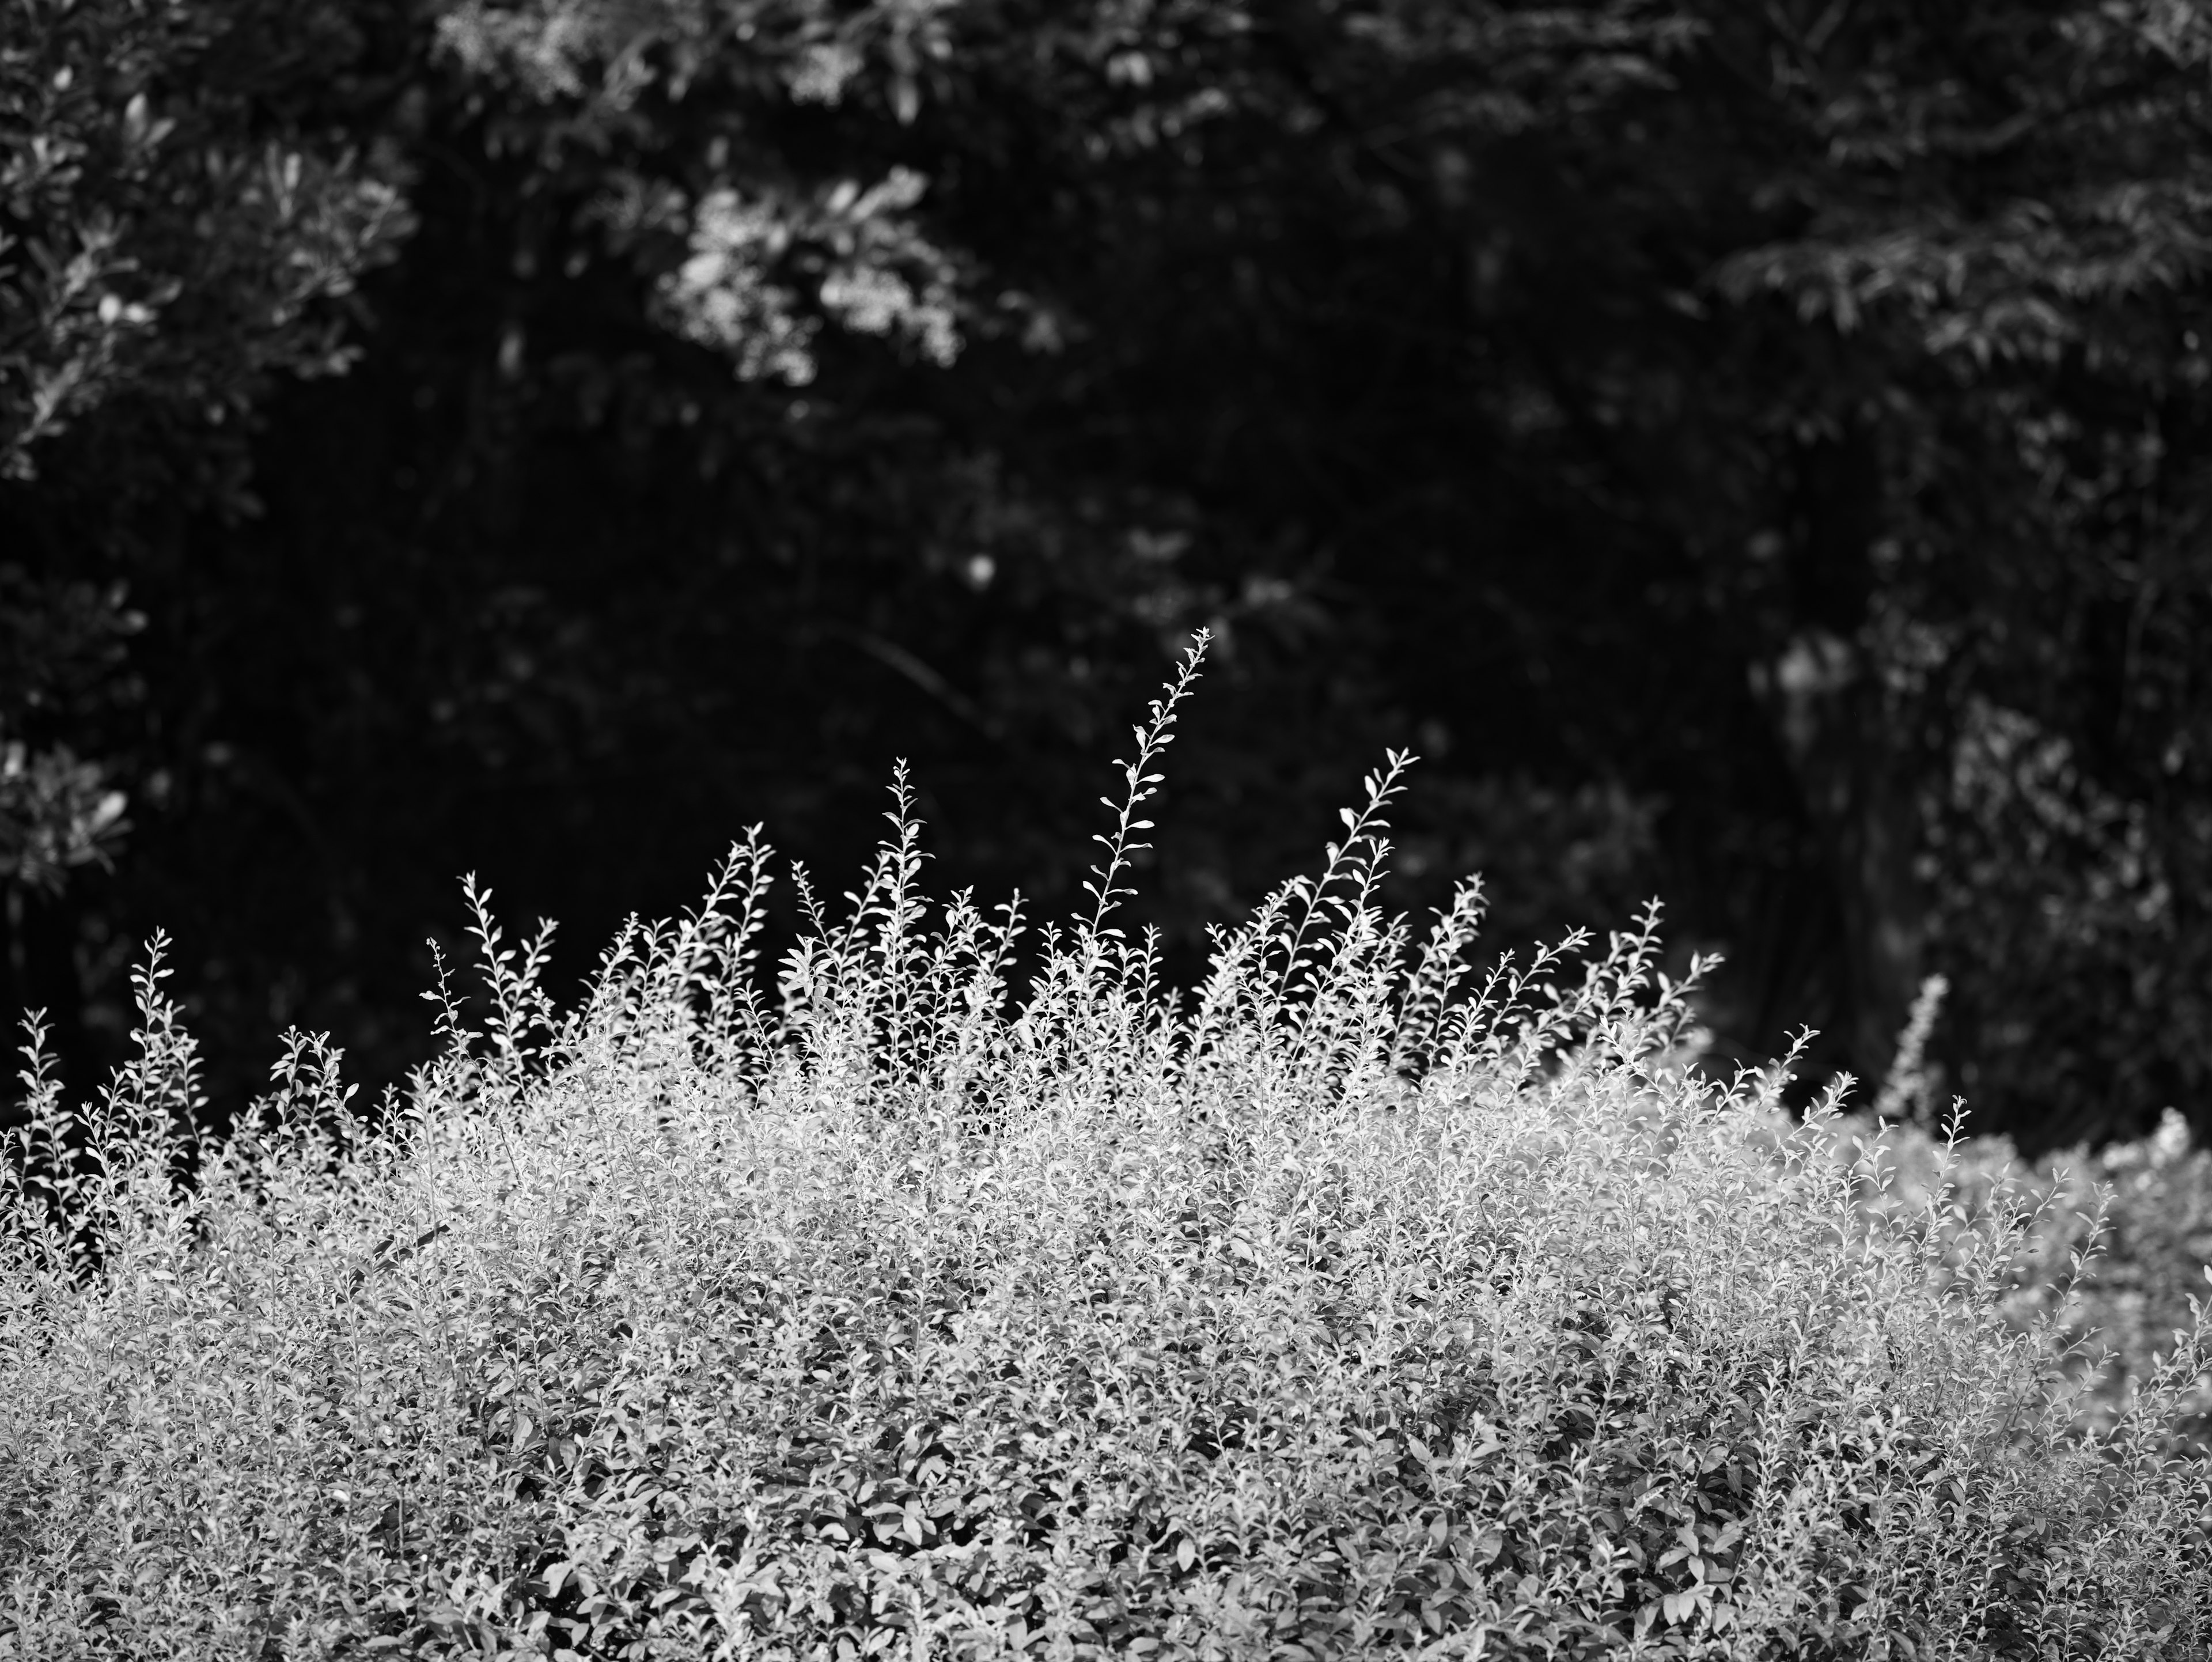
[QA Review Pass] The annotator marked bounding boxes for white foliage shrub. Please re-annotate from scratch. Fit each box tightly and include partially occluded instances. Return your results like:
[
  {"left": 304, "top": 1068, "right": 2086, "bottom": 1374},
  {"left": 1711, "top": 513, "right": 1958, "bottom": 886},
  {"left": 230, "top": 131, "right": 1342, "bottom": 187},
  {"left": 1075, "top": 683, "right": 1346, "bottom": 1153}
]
[{"left": 2, "top": 638, "right": 2207, "bottom": 1660}]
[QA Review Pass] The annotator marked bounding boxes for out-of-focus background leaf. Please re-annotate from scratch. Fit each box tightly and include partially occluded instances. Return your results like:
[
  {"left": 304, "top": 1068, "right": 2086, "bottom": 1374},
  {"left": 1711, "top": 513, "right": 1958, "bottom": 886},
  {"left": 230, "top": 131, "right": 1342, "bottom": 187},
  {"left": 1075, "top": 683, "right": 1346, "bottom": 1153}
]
[{"left": 4, "top": 0, "right": 2210, "bottom": 1159}]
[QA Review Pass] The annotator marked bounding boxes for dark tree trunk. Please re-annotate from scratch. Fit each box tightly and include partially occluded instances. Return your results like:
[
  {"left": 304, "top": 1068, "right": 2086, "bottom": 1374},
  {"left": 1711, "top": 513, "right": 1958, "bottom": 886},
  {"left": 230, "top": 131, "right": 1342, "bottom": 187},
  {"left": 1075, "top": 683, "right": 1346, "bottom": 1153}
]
[
  {"left": 1750, "top": 427, "right": 1928, "bottom": 1090},
  {"left": 1753, "top": 635, "right": 1926, "bottom": 1087}
]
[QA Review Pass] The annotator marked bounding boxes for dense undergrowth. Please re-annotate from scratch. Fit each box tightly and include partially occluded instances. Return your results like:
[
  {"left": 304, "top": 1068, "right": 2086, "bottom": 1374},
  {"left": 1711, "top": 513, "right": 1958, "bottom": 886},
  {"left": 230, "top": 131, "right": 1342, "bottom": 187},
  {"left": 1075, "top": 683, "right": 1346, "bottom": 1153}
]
[
  {"left": 1833, "top": 1106, "right": 2212, "bottom": 1457},
  {"left": 3, "top": 643, "right": 2210, "bottom": 1660}
]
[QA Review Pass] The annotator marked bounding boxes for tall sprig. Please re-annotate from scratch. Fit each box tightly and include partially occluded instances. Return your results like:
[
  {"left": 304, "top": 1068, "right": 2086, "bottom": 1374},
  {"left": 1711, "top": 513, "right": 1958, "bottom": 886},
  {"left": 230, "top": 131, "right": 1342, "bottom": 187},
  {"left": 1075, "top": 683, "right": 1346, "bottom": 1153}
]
[{"left": 1078, "top": 631, "right": 1208, "bottom": 967}]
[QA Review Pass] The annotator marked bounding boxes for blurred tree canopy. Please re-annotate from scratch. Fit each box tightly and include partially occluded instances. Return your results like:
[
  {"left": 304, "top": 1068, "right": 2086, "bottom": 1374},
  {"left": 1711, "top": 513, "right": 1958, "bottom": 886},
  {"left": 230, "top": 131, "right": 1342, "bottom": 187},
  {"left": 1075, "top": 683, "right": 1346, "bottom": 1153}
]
[{"left": 3, "top": 0, "right": 2208, "bottom": 1153}]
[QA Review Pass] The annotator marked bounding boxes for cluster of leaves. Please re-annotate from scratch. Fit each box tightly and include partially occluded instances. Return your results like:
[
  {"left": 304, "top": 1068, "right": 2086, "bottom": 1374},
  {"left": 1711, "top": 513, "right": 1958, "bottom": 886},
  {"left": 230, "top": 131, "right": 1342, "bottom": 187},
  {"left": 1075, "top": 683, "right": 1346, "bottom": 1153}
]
[
  {"left": 3, "top": 658, "right": 2207, "bottom": 1659},
  {"left": 0, "top": 565, "right": 141, "bottom": 894},
  {"left": 0, "top": 0, "right": 413, "bottom": 478}
]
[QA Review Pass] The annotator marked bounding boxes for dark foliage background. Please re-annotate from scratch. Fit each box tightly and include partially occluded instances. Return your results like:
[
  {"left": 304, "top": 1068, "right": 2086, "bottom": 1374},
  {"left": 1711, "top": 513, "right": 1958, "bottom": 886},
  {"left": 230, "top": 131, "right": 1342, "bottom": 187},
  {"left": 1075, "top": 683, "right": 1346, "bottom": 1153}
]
[{"left": 5, "top": 0, "right": 2210, "bottom": 1155}]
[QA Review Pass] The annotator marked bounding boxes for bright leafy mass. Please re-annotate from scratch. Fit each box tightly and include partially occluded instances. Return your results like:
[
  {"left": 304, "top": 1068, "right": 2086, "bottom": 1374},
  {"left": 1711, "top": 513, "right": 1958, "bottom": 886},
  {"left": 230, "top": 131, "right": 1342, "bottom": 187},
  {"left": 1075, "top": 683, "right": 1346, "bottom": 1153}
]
[{"left": 3, "top": 653, "right": 2207, "bottom": 1656}]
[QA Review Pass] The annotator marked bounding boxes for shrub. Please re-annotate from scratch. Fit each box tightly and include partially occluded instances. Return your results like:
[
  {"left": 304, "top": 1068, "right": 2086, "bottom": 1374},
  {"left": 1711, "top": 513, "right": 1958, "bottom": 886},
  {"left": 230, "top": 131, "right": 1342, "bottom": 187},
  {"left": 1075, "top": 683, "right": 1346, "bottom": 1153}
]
[
  {"left": 1836, "top": 1107, "right": 2212, "bottom": 1456},
  {"left": 2, "top": 642, "right": 2208, "bottom": 1660}
]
